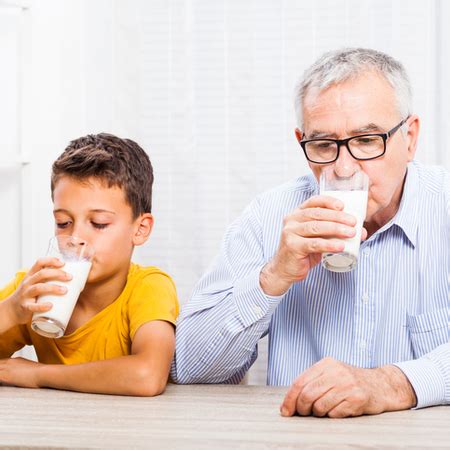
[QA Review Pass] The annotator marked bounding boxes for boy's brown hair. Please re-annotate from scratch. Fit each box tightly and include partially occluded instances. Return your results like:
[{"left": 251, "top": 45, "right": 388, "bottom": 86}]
[{"left": 51, "top": 133, "right": 154, "bottom": 217}]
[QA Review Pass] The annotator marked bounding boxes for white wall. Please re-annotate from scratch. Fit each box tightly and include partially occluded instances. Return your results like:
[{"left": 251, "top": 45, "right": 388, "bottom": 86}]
[
  {"left": 0, "top": 4, "right": 26, "bottom": 282},
  {"left": 1, "top": 0, "right": 449, "bottom": 380}
]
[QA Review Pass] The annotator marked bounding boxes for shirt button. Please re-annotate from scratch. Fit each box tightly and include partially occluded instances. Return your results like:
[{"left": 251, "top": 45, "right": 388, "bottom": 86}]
[
  {"left": 362, "top": 293, "right": 369, "bottom": 304},
  {"left": 360, "top": 340, "right": 367, "bottom": 349},
  {"left": 363, "top": 247, "right": 370, "bottom": 256},
  {"left": 252, "top": 305, "right": 263, "bottom": 316}
]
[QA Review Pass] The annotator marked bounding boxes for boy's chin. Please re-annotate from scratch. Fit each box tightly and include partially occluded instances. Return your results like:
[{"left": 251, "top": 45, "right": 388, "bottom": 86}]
[
  {"left": 86, "top": 270, "right": 99, "bottom": 284},
  {"left": 85, "top": 267, "right": 123, "bottom": 285}
]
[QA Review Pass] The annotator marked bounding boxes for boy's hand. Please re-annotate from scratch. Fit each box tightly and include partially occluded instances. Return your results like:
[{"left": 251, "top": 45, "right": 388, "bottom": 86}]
[
  {"left": 0, "top": 357, "right": 42, "bottom": 388},
  {"left": 7, "top": 257, "right": 72, "bottom": 326}
]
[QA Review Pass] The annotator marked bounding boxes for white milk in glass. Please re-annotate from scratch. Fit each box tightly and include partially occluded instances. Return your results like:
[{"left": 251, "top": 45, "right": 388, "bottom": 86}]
[
  {"left": 321, "top": 190, "right": 368, "bottom": 272},
  {"left": 32, "top": 260, "right": 92, "bottom": 338}
]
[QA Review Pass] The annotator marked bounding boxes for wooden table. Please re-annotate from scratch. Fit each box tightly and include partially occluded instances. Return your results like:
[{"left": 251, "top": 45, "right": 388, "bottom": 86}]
[{"left": 0, "top": 384, "right": 449, "bottom": 449}]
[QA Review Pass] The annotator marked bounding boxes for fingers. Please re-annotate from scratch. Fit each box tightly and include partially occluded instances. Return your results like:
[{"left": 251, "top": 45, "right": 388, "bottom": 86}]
[
  {"left": 310, "top": 388, "right": 348, "bottom": 417},
  {"left": 282, "top": 195, "right": 358, "bottom": 246},
  {"left": 282, "top": 229, "right": 345, "bottom": 256},
  {"left": 280, "top": 358, "right": 375, "bottom": 419},
  {"left": 293, "top": 206, "right": 357, "bottom": 228},
  {"left": 269, "top": 194, "right": 360, "bottom": 286},
  {"left": 282, "top": 368, "right": 342, "bottom": 418},
  {"left": 25, "top": 282, "right": 67, "bottom": 299},
  {"left": 21, "top": 264, "right": 71, "bottom": 301},
  {"left": 300, "top": 195, "right": 345, "bottom": 211},
  {"left": 27, "top": 257, "right": 65, "bottom": 277},
  {"left": 327, "top": 400, "right": 355, "bottom": 418},
  {"left": 299, "top": 196, "right": 357, "bottom": 226},
  {"left": 361, "top": 227, "right": 368, "bottom": 241},
  {"left": 286, "top": 219, "right": 356, "bottom": 240},
  {"left": 23, "top": 300, "right": 53, "bottom": 313},
  {"left": 28, "top": 267, "right": 72, "bottom": 286},
  {"left": 280, "top": 361, "right": 325, "bottom": 416}
]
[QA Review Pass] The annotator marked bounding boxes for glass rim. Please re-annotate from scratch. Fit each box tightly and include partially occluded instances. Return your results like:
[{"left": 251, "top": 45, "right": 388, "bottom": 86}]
[{"left": 49, "top": 235, "right": 95, "bottom": 261}]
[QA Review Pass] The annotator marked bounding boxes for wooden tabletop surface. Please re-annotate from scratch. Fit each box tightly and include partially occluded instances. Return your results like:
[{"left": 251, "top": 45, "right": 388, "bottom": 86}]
[{"left": 1, "top": 384, "right": 449, "bottom": 449}]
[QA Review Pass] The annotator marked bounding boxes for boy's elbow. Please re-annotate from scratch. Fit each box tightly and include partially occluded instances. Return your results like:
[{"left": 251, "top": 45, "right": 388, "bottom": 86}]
[
  {"left": 131, "top": 366, "right": 168, "bottom": 397},
  {"left": 137, "top": 380, "right": 167, "bottom": 397}
]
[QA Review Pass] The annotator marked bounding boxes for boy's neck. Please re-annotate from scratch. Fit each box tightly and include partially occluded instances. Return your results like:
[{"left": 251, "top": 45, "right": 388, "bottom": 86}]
[{"left": 77, "top": 264, "right": 130, "bottom": 314}]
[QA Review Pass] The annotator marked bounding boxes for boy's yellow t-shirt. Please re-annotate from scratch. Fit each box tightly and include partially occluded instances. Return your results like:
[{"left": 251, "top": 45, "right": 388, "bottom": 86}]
[{"left": 0, "top": 263, "right": 179, "bottom": 364}]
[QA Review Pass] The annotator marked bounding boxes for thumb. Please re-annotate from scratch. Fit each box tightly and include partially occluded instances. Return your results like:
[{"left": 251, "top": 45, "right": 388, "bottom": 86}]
[{"left": 361, "top": 227, "right": 368, "bottom": 241}]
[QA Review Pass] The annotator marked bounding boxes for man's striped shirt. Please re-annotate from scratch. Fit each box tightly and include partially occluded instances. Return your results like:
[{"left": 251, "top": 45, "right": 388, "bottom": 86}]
[{"left": 172, "top": 161, "right": 449, "bottom": 408}]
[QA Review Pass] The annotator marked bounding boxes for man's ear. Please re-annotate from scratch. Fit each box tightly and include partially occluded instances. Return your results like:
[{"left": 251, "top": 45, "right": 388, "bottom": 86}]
[
  {"left": 133, "top": 213, "right": 154, "bottom": 246},
  {"left": 405, "top": 114, "right": 420, "bottom": 162},
  {"left": 295, "top": 128, "right": 304, "bottom": 144}
]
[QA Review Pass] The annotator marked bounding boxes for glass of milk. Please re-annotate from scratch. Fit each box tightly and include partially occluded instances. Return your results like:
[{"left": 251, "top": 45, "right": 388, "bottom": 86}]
[
  {"left": 31, "top": 236, "right": 94, "bottom": 338},
  {"left": 320, "top": 168, "right": 369, "bottom": 272}
]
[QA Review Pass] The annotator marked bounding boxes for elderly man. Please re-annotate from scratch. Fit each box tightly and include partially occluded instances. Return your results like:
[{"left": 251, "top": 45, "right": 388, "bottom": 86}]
[{"left": 172, "top": 48, "right": 449, "bottom": 417}]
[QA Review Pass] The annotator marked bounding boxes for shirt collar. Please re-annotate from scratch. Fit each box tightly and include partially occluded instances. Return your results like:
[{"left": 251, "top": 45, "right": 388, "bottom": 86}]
[
  {"left": 309, "top": 163, "right": 420, "bottom": 248},
  {"left": 378, "top": 161, "right": 419, "bottom": 248}
]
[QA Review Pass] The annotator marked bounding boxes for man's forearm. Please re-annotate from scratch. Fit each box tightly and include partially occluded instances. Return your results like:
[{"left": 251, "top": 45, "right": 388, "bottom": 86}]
[{"left": 37, "top": 355, "right": 167, "bottom": 396}]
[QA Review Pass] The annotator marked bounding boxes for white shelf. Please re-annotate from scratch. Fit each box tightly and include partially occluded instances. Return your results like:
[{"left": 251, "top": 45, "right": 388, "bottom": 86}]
[
  {"left": 0, "top": 0, "right": 31, "bottom": 9},
  {"left": 0, "top": 159, "right": 30, "bottom": 167}
]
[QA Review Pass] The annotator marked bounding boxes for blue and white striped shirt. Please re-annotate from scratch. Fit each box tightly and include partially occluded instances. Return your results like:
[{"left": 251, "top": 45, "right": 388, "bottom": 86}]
[{"left": 172, "top": 161, "right": 450, "bottom": 409}]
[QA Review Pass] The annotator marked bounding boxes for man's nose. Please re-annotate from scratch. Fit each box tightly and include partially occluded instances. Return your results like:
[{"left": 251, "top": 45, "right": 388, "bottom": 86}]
[{"left": 333, "top": 144, "right": 361, "bottom": 178}]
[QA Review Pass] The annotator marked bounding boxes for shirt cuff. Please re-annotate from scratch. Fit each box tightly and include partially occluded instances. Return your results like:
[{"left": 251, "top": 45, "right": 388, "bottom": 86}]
[
  {"left": 394, "top": 357, "right": 447, "bottom": 409},
  {"left": 233, "top": 266, "right": 285, "bottom": 328}
]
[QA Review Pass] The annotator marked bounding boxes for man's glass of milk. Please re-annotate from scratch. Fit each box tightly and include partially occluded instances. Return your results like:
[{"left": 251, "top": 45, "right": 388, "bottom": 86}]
[
  {"left": 31, "top": 236, "right": 94, "bottom": 338},
  {"left": 320, "top": 167, "right": 369, "bottom": 272}
]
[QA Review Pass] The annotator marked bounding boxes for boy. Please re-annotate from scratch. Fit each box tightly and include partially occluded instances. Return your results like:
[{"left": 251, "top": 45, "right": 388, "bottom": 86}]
[{"left": 0, "top": 133, "right": 178, "bottom": 396}]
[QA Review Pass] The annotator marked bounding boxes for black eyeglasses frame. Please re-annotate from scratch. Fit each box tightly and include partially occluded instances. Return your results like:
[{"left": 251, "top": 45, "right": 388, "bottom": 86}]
[{"left": 299, "top": 116, "right": 410, "bottom": 164}]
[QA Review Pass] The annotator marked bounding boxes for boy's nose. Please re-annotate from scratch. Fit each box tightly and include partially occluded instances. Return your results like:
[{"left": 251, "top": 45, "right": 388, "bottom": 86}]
[{"left": 70, "top": 225, "right": 87, "bottom": 241}]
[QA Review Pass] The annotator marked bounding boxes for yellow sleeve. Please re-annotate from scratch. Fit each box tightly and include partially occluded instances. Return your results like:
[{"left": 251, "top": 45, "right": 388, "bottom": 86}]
[
  {"left": 0, "top": 271, "right": 32, "bottom": 358},
  {"left": 127, "top": 271, "right": 179, "bottom": 340}
]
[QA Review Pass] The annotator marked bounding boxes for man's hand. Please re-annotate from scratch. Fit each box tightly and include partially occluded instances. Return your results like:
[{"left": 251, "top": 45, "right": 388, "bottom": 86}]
[
  {"left": 260, "top": 196, "right": 364, "bottom": 296},
  {"left": 0, "top": 357, "right": 42, "bottom": 388},
  {"left": 280, "top": 357, "right": 417, "bottom": 418}
]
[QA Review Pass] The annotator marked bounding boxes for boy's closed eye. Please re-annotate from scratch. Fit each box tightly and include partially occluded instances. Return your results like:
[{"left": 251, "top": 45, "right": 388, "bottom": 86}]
[
  {"left": 55, "top": 221, "right": 110, "bottom": 230},
  {"left": 56, "top": 221, "right": 71, "bottom": 229},
  {"left": 91, "top": 222, "right": 109, "bottom": 230}
]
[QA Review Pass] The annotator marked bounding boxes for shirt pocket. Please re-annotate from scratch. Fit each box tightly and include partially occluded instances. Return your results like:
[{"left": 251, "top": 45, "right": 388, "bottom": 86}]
[{"left": 406, "top": 308, "right": 448, "bottom": 358}]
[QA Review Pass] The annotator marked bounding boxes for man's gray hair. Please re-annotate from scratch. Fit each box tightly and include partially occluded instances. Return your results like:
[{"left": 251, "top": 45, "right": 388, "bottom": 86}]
[{"left": 294, "top": 48, "right": 412, "bottom": 129}]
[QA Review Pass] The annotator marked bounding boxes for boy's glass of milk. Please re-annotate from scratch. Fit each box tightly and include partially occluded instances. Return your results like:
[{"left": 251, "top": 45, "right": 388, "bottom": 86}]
[
  {"left": 320, "top": 167, "right": 369, "bottom": 272},
  {"left": 31, "top": 236, "right": 94, "bottom": 338}
]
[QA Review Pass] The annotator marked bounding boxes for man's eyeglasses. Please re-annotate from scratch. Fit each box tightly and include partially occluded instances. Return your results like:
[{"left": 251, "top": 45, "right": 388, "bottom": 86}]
[{"left": 299, "top": 117, "right": 409, "bottom": 164}]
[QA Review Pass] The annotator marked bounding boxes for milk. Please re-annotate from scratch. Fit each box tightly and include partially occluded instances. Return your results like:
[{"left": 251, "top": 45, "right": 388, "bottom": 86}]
[
  {"left": 32, "top": 260, "right": 92, "bottom": 338},
  {"left": 321, "top": 190, "right": 368, "bottom": 272}
]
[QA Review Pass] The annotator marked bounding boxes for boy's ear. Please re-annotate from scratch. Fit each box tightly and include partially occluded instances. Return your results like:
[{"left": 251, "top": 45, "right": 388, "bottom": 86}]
[{"left": 133, "top": 213, "right": 154, "bottom": 246}]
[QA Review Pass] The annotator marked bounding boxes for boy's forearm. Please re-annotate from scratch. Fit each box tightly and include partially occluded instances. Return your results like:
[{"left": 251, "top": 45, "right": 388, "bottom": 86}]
[
  {"left": 37, "top": 355, "right": 169, "bottom": 396},
  {"left": 0, "top": 298, "right": 18, "bottom": 334}
]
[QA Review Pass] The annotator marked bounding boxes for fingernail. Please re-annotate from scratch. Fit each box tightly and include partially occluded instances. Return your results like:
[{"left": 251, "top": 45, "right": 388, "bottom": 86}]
[
  {"left": 59, "top": 286, "right": 67, "bottom": 293},
  {"left": 280, "top": 407, "right": 289, "bottom": 416}
]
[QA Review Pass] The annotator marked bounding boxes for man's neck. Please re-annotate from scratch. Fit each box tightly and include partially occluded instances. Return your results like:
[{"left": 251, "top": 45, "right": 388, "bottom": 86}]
[{"left": 364, "top": 175, "right": 407, "bottom": 239}]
